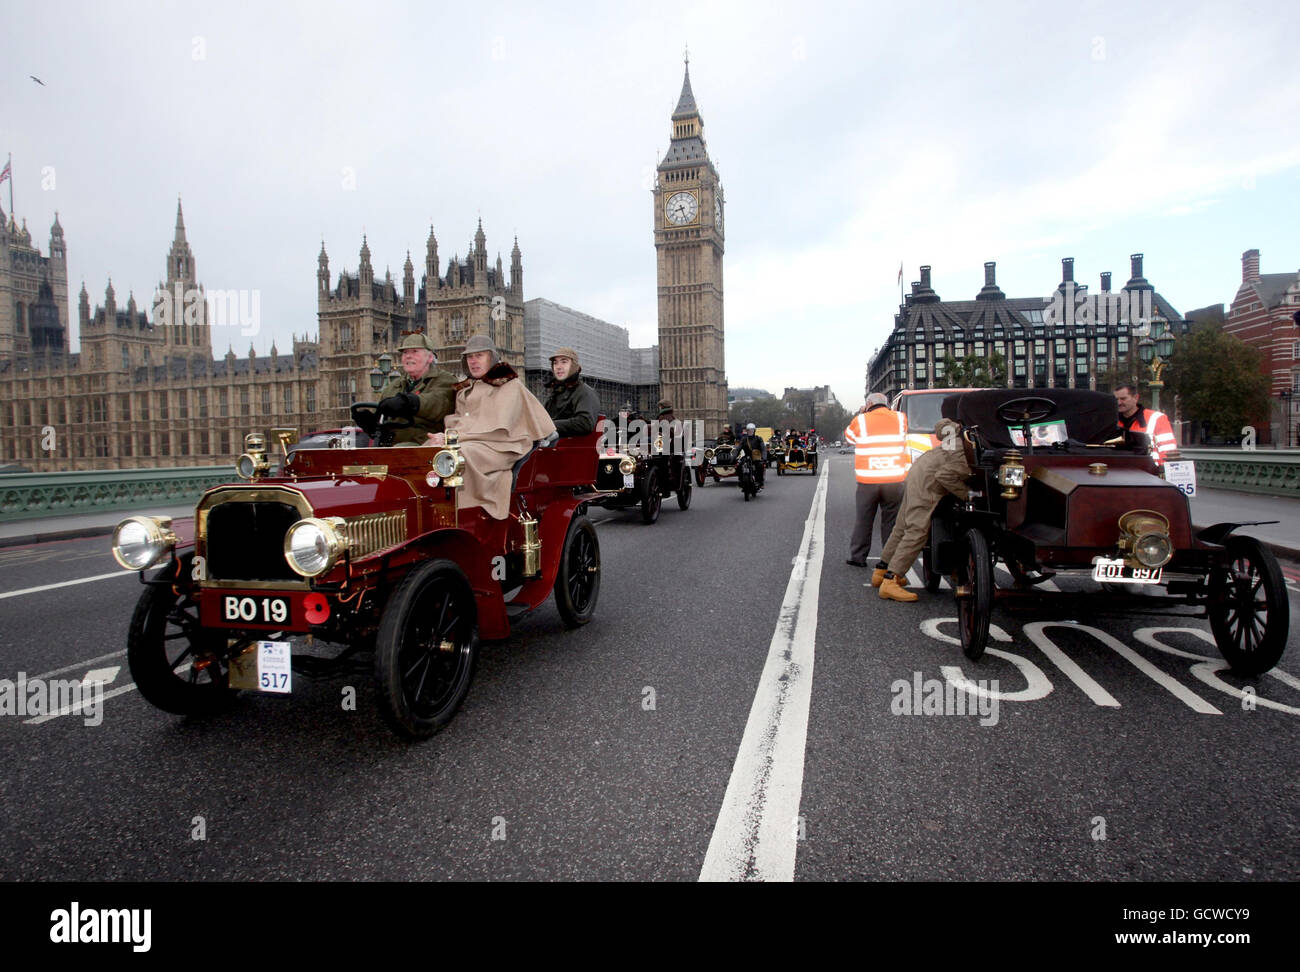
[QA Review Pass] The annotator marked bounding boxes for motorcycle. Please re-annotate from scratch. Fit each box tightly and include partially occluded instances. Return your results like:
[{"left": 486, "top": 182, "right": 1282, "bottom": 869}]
[{"left": 736, "top": 448, "right": 763, "bottom": 501}]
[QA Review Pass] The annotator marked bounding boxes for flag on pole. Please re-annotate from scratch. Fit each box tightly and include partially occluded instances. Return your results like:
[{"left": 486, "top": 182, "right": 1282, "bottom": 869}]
[
  {"left": 0, "top": 159, "right": 10, "bottom": 185},
  {"left": 896, "top": 261, "right": 903, "bottom": 285}
]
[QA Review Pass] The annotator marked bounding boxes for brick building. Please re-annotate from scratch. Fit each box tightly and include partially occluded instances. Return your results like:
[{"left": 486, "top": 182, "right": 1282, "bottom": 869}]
[{"left": 1223, "top": 248, "right": 1300, "bottom": 445}]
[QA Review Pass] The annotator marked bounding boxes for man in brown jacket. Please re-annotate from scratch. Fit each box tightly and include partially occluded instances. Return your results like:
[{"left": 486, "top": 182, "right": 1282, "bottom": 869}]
[{"left": 876, "top": 417, "right": 973, "bottom": 602}]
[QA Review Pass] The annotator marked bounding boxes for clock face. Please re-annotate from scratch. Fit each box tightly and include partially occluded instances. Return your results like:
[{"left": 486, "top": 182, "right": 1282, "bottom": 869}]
[
  {"left": 665, "top": 191, "right": 699, "bottom": 225},
  {"left": 714, "top": 196, "right": 723, "bottom": 230}
]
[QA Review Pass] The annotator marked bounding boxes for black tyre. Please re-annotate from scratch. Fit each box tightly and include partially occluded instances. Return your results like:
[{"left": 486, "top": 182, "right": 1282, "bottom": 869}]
[
  {"left": 1208, "top": 536, "right": 1289, "bottom": 675},
  {"left": 554, "top": 515, "right": 601, "bottom": 627},
  {"left": 921, "top": 543, "right": 943, "bottom": 593},
  {"left": 695, "top": 465, "right": 707, "bottom": 487},
  {"left": 957, "top": 529, "right": 992, "bottom": 661},
  {"left": 374, "top": 559, "right": 478, "bottom": 739},
  {"left": 127, "top": 570, "right": 239, "bottom": 716},
  {"left": 677, "top": 463, "right": 693, "bottom": 510},
  {"left": 640, "top": 468, "right": 661, "bottom": 524}
]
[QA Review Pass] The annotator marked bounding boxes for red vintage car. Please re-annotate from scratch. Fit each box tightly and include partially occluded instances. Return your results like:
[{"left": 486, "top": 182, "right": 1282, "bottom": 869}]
[{"left": 111, "top": 412, "right": 607, "bottom": 738}]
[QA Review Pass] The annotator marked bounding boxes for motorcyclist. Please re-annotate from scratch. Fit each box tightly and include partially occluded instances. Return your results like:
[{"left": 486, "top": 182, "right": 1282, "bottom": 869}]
[{"left": 734, "top": 422, "right": 766, "bottom": 489}]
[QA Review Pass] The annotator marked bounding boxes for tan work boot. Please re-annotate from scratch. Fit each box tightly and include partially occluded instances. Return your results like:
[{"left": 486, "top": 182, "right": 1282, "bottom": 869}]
[
  {"left": 878, "top": 575, "right": 918, "bottom": 602},
  {"left": 871, "top": 568, "right": 907, "bottom": 588}
]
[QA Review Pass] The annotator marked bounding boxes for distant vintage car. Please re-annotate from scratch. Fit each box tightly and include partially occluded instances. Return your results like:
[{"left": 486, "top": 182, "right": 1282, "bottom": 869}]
[
  {"left": 111, "top": 408, "right": 608, "bottom": 739},
  {"left": 924, "top": 388, "right": 1289, "bottom": 672},
  {"left": 702, "top": 441, "right": 743, "bottom": 484},
  {"left": 589, "top": 414, "right": 691, "bottom": 523},
  {"left": 777, "top": 436, "right": 817, "bottom": 475}
]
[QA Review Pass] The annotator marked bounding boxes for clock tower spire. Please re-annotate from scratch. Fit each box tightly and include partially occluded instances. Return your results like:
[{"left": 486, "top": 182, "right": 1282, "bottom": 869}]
[{"left": 654, "top": 56, "right": 726, "bottom": 437}]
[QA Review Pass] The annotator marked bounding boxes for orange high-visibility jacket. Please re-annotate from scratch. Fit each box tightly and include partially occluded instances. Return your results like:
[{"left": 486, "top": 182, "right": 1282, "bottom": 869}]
[
  {"left": 1121, "top": 407, "right": 1177, "bottom": 466},
  {"left": 843, "top": 407, "right": 910, "bottom": 484}
]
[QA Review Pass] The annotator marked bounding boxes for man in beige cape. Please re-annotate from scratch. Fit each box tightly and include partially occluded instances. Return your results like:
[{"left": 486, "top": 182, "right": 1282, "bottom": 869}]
[{"left": 427, "top": 334, "right": 556, "bottom": 520}]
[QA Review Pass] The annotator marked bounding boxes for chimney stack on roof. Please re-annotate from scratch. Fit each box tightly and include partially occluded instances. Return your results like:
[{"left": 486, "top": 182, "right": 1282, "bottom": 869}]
[
  {"left": 977, "top": 261, "right": 1005, "bottom": 301},
  {"left": 1101, "top": 272, "right": 1111, "bottom": 293},
  {"left": 1242, "top": 248, "right": 1260, "bottom": 283}
]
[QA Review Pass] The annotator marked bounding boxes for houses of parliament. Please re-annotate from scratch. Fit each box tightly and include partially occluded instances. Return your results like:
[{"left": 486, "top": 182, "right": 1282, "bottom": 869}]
[{"left": 0, "top": 63, "right": 728, "bottom": 471}]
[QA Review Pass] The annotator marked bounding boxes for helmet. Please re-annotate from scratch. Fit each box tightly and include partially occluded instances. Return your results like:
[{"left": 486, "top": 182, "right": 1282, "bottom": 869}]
[{"left": 745, "top": 423, "right": 756, "bottom": 432}]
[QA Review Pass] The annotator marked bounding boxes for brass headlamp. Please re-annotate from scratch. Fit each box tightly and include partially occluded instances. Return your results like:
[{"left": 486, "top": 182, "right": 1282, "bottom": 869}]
[
  {"left": 997, "top": 449, "right": 1026, "bottom": 499},
  {"left": 1117, "top": 509, "right": 1173, "bottom": 569},
  {"left": 237, "top": 432, "right": 271, "bottom": 481},
  {"left": 432, "top": 430, "right": 466, "bottom": 487}
]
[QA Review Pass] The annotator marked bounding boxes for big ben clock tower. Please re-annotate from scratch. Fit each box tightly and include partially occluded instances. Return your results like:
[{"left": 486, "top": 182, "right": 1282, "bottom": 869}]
[{"left": 655, "top": 56, "right": 726, "bottom": 436}]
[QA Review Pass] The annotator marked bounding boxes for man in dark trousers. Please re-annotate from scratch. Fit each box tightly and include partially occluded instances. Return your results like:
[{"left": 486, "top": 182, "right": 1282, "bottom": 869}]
[
  {"left": 734, "top": 422, "right": 766, "bottom": 489},
  {"left": 543, "top": 347, "right": 600, "bottom": 437},
  {"left": 844, "top": 392, "right": 909, "bottom": 569}
]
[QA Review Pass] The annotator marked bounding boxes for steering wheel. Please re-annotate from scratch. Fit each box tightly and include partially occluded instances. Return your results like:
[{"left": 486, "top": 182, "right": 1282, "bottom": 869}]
[
  {"left": 350, "top": 401, "right": 414, "bottom": 447},
  {"left": 995, "top": 397, "right": 1057, "bottom": 426}
]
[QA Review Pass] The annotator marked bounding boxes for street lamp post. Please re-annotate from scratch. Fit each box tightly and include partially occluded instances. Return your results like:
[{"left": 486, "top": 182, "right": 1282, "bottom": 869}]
[
  {"left": 369, "top": 352, "right": 395, "bottom": 394},
  {"left": 1282, "top": 390, "right": 1293, "bottom": 449},
  {"left": 1136, "top": 321, "right": 1175, "bottom": 414}
]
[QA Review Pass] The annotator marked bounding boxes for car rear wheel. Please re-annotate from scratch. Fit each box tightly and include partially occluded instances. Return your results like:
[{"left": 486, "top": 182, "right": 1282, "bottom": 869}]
[
  {"left": 554, "top": 515, "right": 600, "bottom": 628},
  {"left": 127, "top": 565, "right": 239, "bottom": 716},
  {"left": 677, "top": 463, "right": 692, "bottom": 509},
  {"left": 374, "top": 559, "right": 478, "bottom": 739},
  {"left": 640, "top": 468, "right": 661, "bottom": 524},
  {"left": 957, "top": 529, "right": 992, "bottom": 661},
  {"left": 1208, "top": 536, "right": 1289, "bottom": 675}
]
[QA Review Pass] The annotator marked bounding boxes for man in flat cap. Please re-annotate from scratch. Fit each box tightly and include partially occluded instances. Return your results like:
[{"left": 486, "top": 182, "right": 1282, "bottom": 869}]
[
  {"left": 371, "top": 331, "right": 457, "bottom": 446},
  {"left": 426, "top": 334, "right": 555, "bottom": 520},
  {"left": 543, "top": 346, "right": 600, "bottom": 437}
]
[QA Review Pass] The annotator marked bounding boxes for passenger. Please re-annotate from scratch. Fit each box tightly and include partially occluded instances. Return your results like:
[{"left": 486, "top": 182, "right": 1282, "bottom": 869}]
[
  {"left": 425, "top": 334, "right": 556, "bottom": 520},
  {"left": 543, "top": 347, "right": 600, "bottom": 437},
  {"left": 369, "top": 331, "right": 457, "bottom": 446},
  {"left": 876, "top": 418, "right": 973, "bottom": 602}
]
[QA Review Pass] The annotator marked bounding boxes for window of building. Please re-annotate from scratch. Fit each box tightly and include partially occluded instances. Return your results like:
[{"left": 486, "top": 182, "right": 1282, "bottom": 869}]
[
  {"left": 220, "top": 430, "right": 230, "bottom": 455},
  {"left": 283, "top": 386, "right": 293, "bottom": 413},
  {"left": 1014, "top": 360, "right": 1026, "bottom": 377},
  {"left": 95, "top": 435, "right": 110, "bottom": 458},
  {"left": 305, "top": 386, "right": 316, "bottom": 413},
  {"left": 339, "top": 322, "right": 352, "bottom": 348},
  {"left": 241, "top": 387, "right": 250, "bottom": 414},
  {"left": 1293, "top": 340, "right": 1299, "bottom": 361},
  {"left": 177, "top": 391, "right": 188, "bottom": 419},
  {"left": 38, "top": 402, "right": 49, "bottom": 425},
  {"left": 915, "top": 345, "right": 926, "bottom": 360},
  {"left": 90, "top": 398, "right": 105, "bottom": 423},
  {"left": 158, "top": 432, "right": 169, "bottom": 454},
  {"left": 1293, "top": 372, "right": 1300, "bottom": 393},
  {"left": 140, "top": 434, "right": 151, "bottom": 457},
  {"left": 974, "top": 342, "right": 985, "bottom": 357},
  {"left": 914, "top": 363, "right": 927, "bottom": 380},
  {"left": 1076, "top": 359, "right": 1089, "bottom": 374},
  {"left": 1055, "top": 339, "right": 1066, "bottom": 356},
  {"left": 219, "top": 388, "right": 228, "bottom": 417},
  {"left": 179, "top": 432, "right": 190, "bottom": 455},
  {"left": 1034, "top": 340, "right": 1045, "bottom": 356},
  {"left": 143, "top": 347, "right": 150, "bottom": 363},
  {"left": 121, "top": 434, "right": 133, "bottom": 457},
  {"left": 450, "top": 315, "right": 465, "bottom": 339},
  {"left": 158, "top": 392, "right": 169, "bottom": 419},
  {"left": 1024, "top": 309, "right": 1044, "bottom": 324},
  {"left": 139, "top": 396, "right": 149, "bottom": 420},
  {"left": 261, "top": 386, "right": 272, "bottom": 411},
  {"left": 121, "top": 347, "right": 130, "bottom": 370},
  {"left": 1118, "top": 337, "right": 1129, "bottom": 355},
  {"left": 1076, "top": 338, "right": 1088, "bottom": 353},
  {"left": 935, "top": 360, "right": 946, "bottom": 378},
  {"left": 200, "top": 431, "right": 210, "bottom": 455},
  {"left": 198, "top": 390, "right": 208, "bottom": 419},
  {"left": 953, "top": 345, "right": 965, "bottom": 359}
]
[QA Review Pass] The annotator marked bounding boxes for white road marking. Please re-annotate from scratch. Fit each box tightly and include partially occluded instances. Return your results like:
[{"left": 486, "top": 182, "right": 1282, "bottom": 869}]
[
  {"left": 0, "top": 570, "right": 133, "bottom": 600},
  {"left": 31, "top": 650, "right": 126, "bottom": 681},
  {"left": 700, "top": 461, "right": 829, "bottom": 882}
]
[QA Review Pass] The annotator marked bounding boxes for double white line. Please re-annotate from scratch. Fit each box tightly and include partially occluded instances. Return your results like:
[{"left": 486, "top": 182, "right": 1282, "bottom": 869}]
[{"left": 700, "top": 461, "right": 829, "bottom": 881}]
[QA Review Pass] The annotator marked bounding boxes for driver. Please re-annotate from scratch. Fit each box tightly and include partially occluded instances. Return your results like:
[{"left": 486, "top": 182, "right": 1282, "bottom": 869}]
[
  {"left": 734, "top": 422, "right": 766, "bottom": 488},
  {"left": 369, "top": 332, "right": 457, "bottom": 446},
  {"left": 425, "top": 334, "right": 556, "bottom": 520},
  {"left": 876, "top": 418, "right": 973, "bottom": 602}
]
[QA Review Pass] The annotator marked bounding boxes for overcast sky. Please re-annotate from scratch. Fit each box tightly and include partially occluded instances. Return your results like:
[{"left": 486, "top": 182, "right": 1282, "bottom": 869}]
[{"left": 3, "top": 0, "right": 1297, "bottom": 408}]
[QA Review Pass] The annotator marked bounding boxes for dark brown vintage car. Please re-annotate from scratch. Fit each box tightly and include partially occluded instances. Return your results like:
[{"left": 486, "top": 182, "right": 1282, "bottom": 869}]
[
  {"left": 111, "top": 414, "right": 608, "bottom": 738},
  {"left": 588, "top": 413, "right": 691, "bottom": 523},
  {"left": 925, "top": 388, "right": 1290, "bottom": 672}
]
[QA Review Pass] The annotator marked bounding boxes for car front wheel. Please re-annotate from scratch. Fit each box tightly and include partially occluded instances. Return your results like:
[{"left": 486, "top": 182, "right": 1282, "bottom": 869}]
[
  {"left": 640, "top": 468, "right": 661, "bottom": 524},
  {"left": 1208, "top": 536, "right": 1289, "bottom": 675},
  {"left": 554, "top": 515, "right": 600, "bottom": 627},
  {"left": 374, "top": 559, "right": 478, "bottom": 739}
]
